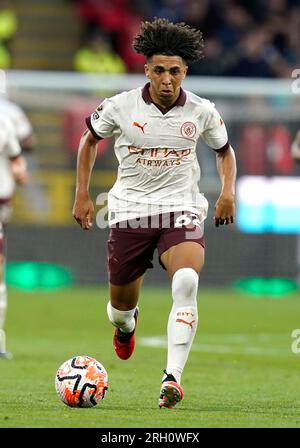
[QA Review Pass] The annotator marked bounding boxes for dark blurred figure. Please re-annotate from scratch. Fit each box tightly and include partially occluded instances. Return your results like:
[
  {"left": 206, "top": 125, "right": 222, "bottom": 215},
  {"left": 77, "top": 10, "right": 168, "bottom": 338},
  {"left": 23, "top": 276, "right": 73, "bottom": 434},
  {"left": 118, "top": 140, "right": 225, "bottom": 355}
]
[
  {"left": 225, "top": 26, "right": 292, "bottom": 78},
  {"left": 73, "top": 0, "right": 145, "bottom": 72},
  {"left": 284, "top": 6, "right": 300, "bottom": 65},
  {"left": 150, "top": 0, "right": 185, "bottom": 22},
  {"left": 217, "top": 1, "right": 254, "bottom": 48}
]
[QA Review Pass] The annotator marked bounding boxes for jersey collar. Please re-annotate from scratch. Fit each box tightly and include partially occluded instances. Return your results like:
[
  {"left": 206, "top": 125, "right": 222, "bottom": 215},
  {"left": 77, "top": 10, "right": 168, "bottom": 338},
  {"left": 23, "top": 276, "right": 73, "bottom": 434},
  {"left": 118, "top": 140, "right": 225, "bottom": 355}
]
[{"left": 142, "top": 82, "right": 186, "bottom": 114}]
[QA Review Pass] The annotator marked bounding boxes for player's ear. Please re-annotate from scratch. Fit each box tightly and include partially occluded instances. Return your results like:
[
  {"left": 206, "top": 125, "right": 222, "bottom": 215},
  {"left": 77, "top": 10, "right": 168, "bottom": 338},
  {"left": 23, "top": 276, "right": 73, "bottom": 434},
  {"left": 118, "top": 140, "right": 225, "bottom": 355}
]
[
  {"left": 144, "top": 64, "right": 150, "bottom": 78},
  {"left": 183, "top": 65, "right": 188, "bottom": 79}
]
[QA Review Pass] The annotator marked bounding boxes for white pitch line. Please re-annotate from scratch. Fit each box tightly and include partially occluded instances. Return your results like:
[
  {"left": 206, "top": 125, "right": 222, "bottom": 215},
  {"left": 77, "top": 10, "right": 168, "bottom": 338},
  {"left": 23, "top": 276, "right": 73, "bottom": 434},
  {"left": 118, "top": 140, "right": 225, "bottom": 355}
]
[{"left": 139, "top": 336, "right": 293, "bottom": 357}]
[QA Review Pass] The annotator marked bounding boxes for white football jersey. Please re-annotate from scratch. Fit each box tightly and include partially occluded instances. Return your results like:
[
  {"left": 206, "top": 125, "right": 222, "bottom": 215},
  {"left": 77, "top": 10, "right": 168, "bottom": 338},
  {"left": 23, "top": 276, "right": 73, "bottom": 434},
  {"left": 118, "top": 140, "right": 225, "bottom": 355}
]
[
  {"left": 0, "top": 116, "right": 22, "bottom": 199},
  {"left": 86, "top": 84, "right": 228, "bottom": 225},
  {"left": 0, "top": 96, "right": 33, "bottom": 142}
]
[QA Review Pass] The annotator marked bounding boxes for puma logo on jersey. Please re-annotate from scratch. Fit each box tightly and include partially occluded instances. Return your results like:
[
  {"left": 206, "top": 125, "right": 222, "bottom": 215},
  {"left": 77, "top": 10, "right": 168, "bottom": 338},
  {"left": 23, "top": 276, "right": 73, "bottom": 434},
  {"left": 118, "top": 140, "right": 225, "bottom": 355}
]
[
  {"left": 133, "top": 121, "right": 147, "bottom": 133},
  {"left": 176, "top": 318, "right": 196, "bottom": 329}
]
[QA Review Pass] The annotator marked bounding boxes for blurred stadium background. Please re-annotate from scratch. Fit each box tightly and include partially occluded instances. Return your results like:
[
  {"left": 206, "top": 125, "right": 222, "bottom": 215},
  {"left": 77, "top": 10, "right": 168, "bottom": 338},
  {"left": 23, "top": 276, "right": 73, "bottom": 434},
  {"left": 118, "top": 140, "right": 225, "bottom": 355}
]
[{"left": 2, "top": 0, "right": 300, "bottom": 291}]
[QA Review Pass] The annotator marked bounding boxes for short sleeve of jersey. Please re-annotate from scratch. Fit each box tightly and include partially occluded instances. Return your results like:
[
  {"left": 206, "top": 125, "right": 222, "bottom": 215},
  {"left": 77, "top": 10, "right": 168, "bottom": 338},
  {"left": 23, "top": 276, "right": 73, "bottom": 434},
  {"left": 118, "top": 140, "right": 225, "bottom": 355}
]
[
  {"left": 0, "top": 99, "right": 33, "bottom": 141},
  {"left": 201, "top": 104, "right": 228, "bottom": 151},
  {"left": 86, "top": 98, "right": 116, "bottom": 140},
  {"left": 14, "top": 108, "right": 33, "bottom": 142}
]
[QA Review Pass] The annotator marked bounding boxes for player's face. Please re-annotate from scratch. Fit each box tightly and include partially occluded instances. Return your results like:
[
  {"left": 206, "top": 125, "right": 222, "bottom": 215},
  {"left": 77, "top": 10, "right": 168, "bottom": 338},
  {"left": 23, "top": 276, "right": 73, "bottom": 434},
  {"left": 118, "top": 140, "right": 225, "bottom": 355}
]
[{"left": 145, "top": 55, "right": 188, "bottom": 107}]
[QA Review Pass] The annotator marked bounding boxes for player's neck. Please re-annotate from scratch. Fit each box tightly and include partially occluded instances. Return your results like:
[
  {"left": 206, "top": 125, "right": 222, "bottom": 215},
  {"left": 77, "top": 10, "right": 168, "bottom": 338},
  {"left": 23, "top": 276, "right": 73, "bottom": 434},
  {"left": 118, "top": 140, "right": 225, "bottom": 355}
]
[{"left": 148, "top": 85, "right": 180, "bottom": 109}]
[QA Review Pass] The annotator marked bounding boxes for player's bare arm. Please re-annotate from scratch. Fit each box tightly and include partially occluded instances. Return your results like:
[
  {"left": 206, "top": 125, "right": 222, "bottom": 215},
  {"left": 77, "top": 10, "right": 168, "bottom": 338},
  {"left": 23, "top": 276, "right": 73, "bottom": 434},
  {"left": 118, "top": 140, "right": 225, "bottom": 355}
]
[
  {"left": 72, "top": 129, "right": 99, "bottom": 230},
  {"left": 214, "top": 145, "right": 236, "bottom": 227},
  {"left": 291, "top": 129, "right": 300, "bottom": 163},
  {"left": 10, "top": 155, "right": 28, "bottom": 184}
]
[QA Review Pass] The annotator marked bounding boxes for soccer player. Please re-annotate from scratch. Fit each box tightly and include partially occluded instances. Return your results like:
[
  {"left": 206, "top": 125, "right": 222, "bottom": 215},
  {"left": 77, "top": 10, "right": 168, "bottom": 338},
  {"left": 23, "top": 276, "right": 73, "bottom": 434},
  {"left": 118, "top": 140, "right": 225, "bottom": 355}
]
[
  {"left": 0, "top": 115, "right": 28, "bottom": 358},
  {"left": 73, "top": 18, "right": 236, "bottom": 408},
  {"left": 0, "top": 94, "right": 36, "bottom": 152},
  {"left": 0, "top": 95, "right": 33, "bottom": 359}
]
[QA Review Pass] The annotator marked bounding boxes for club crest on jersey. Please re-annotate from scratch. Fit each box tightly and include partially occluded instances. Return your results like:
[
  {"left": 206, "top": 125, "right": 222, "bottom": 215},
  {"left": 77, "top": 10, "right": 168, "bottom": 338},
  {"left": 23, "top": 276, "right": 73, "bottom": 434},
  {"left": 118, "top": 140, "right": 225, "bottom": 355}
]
[
  {"left": 93, "top": 111, "right": 100, "bottom": 120},
  {"left": 133, "top": 121, "right": 147, "bottom": 134},
  {"left": 181, "top": 122, "right": 197, "bottom": 138}
]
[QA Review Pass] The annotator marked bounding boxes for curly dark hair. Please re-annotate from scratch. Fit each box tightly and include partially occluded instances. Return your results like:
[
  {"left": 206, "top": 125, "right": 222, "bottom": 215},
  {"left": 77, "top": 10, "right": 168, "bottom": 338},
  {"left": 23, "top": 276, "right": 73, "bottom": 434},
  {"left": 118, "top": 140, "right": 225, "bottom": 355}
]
[{"left": 132, "top": 18, "right": 204, "bottom": 64}]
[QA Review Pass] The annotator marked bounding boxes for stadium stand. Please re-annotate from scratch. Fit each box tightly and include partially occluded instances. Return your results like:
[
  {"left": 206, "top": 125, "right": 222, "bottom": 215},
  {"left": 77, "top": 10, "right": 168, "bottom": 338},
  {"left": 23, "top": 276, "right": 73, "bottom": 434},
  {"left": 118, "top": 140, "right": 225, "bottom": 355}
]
[
  {"left": 7, "top": 0, "right": 300, "bottom": 77},
  {"left": 9, "top": 0, "right": 82, "bottom": 70},
  {"left": 72, "top": 0, "right": 300, "bottom": 77}
]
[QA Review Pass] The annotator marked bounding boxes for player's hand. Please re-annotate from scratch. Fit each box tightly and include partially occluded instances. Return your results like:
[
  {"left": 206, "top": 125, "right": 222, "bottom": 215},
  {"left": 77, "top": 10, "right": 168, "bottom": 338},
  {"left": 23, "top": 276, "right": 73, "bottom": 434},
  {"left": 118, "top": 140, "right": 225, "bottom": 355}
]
[
  {"left": 72, "top": 192, "right": 94, "bottom": 230},
  {"left": 10, "top": 155, "right": 28, "bottom": 184},
  {"left": 291, "top": 130, "right": 300, "bottom": 163},
  {"left": 214, "top": 193, "right": 235, "bottom": 228}
]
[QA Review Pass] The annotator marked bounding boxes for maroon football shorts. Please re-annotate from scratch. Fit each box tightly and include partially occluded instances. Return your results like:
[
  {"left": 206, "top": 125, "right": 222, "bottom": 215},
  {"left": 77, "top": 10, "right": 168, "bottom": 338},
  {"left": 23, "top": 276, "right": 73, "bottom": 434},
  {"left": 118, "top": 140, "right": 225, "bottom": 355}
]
[{"left": 107, "top": 211, "right": 205, "bottom": 286}]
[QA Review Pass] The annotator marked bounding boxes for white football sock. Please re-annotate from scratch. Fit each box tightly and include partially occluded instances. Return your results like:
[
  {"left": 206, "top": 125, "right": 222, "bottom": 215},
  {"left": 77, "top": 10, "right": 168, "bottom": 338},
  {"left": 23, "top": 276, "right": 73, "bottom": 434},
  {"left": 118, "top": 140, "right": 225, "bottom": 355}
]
[
  {"left": 0, "top": 283, "right": 7, "bottom": 352},
  {"left": 0, "top": 283, "right": 7, "bottom": 330},
  {"left": 164, "top": 268, "right": 199, "bottom": 384},
  {"left": 107, "top": 302, "right": 136, "bottom": 333}
]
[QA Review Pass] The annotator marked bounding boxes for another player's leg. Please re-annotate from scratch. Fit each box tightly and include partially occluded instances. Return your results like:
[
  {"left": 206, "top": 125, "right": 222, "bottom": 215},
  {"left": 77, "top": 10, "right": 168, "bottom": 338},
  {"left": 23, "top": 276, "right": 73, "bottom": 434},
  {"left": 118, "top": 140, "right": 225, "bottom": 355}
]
[
  {"left": 0, "top": 280, "right": 9, "bottom": 357},
  {"left": 107, "top": 276, "right": 143, "bottom": 360},
  {"left": 159, "top": 241, "right": 204, "bottom": 408},
  {"left": 0, "top": 227, "right": 12, "bottom": 360}
]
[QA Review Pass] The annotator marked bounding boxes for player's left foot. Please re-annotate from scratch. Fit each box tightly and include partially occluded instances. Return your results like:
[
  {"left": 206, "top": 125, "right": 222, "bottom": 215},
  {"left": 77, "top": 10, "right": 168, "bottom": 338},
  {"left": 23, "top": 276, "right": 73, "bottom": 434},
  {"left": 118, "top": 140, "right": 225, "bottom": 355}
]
[
  {"left": 113, "top": 308, "right": 138, "bottom": 360},
  {"left": 0, "top": 351, "right": 13, "bottom": 360},
  {"left": 158, "top": 370, "right": 184, "bottom": 408}
]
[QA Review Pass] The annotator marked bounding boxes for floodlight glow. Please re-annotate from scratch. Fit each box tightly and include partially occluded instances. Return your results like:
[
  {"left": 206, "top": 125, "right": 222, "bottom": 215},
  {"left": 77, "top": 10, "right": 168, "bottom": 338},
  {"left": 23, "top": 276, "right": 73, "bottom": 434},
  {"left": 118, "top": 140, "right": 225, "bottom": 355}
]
[
  {"left": 234, "top": 277, "right": 298, "bottom": 297},
  {"left": 5, "top": 262, "right": 73, "bottom": 290}
]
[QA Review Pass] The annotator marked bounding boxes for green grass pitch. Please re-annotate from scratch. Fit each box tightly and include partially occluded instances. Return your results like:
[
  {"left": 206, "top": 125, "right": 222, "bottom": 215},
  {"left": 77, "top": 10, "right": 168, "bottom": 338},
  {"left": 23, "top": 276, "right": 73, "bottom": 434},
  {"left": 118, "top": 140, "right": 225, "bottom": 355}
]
[{"left": 0, "top": 285, "right": 300, "bottom": 428}]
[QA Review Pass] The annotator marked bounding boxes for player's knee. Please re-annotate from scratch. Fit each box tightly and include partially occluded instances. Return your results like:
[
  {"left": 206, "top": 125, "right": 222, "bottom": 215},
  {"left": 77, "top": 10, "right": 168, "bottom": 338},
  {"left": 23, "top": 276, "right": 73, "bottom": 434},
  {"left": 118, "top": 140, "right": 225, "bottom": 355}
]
[{"left": 172, "top": 267, "right": 199, "bottom": 305}]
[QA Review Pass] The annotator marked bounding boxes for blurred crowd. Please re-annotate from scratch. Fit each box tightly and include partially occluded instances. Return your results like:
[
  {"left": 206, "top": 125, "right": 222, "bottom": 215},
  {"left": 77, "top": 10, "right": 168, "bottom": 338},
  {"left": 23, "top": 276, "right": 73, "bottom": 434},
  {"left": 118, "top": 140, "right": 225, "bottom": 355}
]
[{"left": 72, "top": 0, "right": 300, "bottom": 77}]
